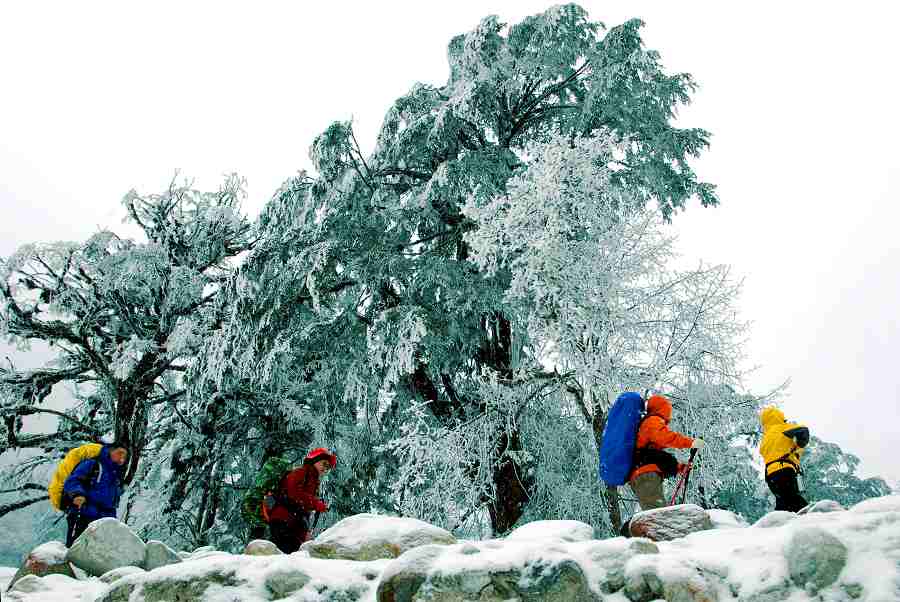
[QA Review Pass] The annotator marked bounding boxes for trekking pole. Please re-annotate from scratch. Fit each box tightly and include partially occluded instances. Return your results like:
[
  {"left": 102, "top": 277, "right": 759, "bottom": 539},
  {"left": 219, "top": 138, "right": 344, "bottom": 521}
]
[
  {"left": 670, "top": 448, "right": 698, "bottom": 506},
  {"left": 681, "top": 448, "right": 698, "bottom": 504}
]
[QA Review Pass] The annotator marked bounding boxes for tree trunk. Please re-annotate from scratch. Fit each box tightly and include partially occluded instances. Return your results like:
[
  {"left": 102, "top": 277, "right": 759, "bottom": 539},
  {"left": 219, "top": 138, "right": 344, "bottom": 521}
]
[
  {"left": 590, "top": 400, "right": 621, "bottom": 533},
  {"left": 487, "top": 430, "right": 532, "bottom": 535}
]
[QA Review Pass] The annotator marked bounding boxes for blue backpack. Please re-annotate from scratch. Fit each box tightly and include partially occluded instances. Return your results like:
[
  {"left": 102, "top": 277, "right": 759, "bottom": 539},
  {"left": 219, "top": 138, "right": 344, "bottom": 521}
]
[{"left": 598, "top": 392, "right": 645, "bottom": 486}]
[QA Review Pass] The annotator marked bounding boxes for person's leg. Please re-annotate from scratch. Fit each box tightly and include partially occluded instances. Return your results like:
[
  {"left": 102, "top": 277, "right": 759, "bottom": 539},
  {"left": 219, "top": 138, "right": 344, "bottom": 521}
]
[
  {"left": 767, "top": 469, "right": 807, "bottom": 512},
  {"left": 269, "top": 520, "right": 302, "bottom": 554},
  {"left": 629, "top": 472, "right": 666, "bottom": 510},
  {"left": 66, "top": 514, "right": 91, "bottom": 547}
]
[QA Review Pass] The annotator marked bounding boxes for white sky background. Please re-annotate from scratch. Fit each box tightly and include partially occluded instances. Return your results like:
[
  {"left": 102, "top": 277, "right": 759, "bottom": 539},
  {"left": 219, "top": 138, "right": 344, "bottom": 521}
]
[{"left": 1, "top": 2, "right": 898, "bottom": 482}]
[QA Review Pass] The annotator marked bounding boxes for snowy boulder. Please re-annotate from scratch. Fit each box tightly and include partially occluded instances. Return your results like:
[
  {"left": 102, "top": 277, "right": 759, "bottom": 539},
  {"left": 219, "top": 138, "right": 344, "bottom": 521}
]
[
  {"left": 143, "top": 540, "right": 182, "bottom": 571},
  {"left": 623, "top": 554, "right": 719, "bottom": 602},
  {"left": 302, "top": 513, "right": 457, "bottom": 561},
  {"left": 65, "top": 518, "right": 146, "bottom": 576},
  {"left": 706, "top": 509, "right": 749, "bottom": 529},
  {"left": 243, "top": 539, "right": 283, "bottom": 556},
  {"left": 628, "top": 504, "right": 713, "bottom": 541},
  {"left": 264, "top": 565, "right": 311, "bottom": 598},
  {"left": 850, "top": 493, "right": 900, "bottom": 514},
  {"left": 507, "top": 519, "right": 595, "bottom": 542},
  {"left": 570, "top": 537, "right": 658, "bottom": 594},
  {"left": 785, "top": 526, "right": 848, "bottom": 592},
  {"left": 8, "top": 573, "right": 79, "bottom": 595},
  {"left": 7, "top": 541, "right": 74, "bottom": 590},
  {"left": 99, "top": 565, "right": 145, "bottom": 584},
  {"left": 752, "top": 510, "right": 796, "bottom": 529},
  {"left": 798, "top": 499, "right": 844, "bottom": 514},
  {"left": 97, "top": 559, "right": 247, "bottom": 602},
  {"left": 377, "top": 540, "right": 598, "bottom": 602}
]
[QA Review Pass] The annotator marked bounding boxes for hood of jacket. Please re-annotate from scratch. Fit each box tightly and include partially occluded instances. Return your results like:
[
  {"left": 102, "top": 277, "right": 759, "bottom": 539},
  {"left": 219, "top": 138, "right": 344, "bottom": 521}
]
[
  {"left": 760, "top": 406, "right": 786, "bottom": 429},
  {"left": 645, "top": 395, "right": 672, "bottom": 423}
]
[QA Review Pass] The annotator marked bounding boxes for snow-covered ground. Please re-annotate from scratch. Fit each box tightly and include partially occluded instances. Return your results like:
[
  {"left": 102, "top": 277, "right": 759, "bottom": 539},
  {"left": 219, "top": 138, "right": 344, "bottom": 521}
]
[{"left": 3, "top": 495, "right": 899, "bottom": 601}]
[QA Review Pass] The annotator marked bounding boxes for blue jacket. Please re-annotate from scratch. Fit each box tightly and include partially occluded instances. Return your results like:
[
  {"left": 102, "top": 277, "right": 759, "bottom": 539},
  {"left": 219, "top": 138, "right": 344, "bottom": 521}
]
[{"left": 62, "top": 446, "right": 125, "bottom": 519}]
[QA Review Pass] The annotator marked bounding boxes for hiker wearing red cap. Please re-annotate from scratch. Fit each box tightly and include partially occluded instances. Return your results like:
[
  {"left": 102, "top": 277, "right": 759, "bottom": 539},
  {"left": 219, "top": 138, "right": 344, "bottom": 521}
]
[
  {"left": 628, "top": 395, "right": 703, "bottom": 510},
  {"left": 268, "top": 447, "right": 336, "bottom": 553}
]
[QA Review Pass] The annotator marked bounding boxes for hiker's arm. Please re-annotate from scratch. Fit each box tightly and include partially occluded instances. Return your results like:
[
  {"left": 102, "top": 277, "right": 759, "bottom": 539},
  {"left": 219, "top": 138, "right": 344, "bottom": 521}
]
[
  {"left": 783, "top": 425, "right": 810, "bottom": 448},
  {"left": 650, "top": 421, "right": 694, "bottom": 449},
  {"left": 63, "top": 460, "right": 95, "bottom": 499}
]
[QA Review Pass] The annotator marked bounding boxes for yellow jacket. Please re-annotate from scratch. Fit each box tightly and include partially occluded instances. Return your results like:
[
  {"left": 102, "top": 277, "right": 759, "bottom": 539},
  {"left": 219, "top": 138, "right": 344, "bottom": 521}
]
[
  {"left": 759, "top": 407, "right": 809, "bottom": 476},
  {"left": 48, "top": 443, "right": 103, "bottom": 511}
]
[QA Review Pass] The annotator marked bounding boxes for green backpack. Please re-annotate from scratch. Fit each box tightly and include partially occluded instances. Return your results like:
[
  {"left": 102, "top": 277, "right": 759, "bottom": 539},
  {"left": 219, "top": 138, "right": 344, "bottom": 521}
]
[{"left": 242, "top": 457, "right": 293, "bottom": 528}]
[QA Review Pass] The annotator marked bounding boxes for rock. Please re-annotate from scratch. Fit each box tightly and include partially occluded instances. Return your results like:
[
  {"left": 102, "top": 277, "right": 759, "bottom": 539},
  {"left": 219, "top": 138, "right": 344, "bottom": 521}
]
[
  {"left": 752, "top": 511, "right": 796, "bottom": 529},
  {"left": 377, "top": 540, "right": 598, "bottom": 602},
  {"left": 7, "top": 541, "right": 75, "bottom": 589},
  {"left": 506, "top": 519, "right": 595, "bottom": 542},
  {"left": 850, "top": 494, "right": 900, "bottom": 514},
  {"left": 8, "top": 574, "right": 49, "bottom": 594},
  {"left": 264, "top": 566, "right": 312, "bottom": 598},
  {"left": 177, "top": 551, "right": 191, "bottom": 560},
  {"left": 66, "top": 518, "right": 147, "bottom": 576},
  {"left": 571, "top": 537, "right": 658, "bottom": 594},
  {"left": 706, "top": 509, "right": 749, "bottom": 529},
  {"left": 243, "top": 539, "right": 283, "bottom": 556},
  {"left": 785, "top": 526, "right": 847, "bottom": 592},
  {"left": 192, "top": 545, "right": 215, "bottom": 554},
  {"left": 98, "top": 562, "right": 244, "bottom": 602},
  {"left": 144, "top": 540, "right": 182, "bottom": 571},
  {"left": 798, "top": 500, "right": 844, "bottom": 514},
  {"left": 628, "top": 504, "right": 713, "bottom": 541},
  {"left": 623, "top": 555, "right": 717, "bottom": 602},
  {"left": 302, "top": 513, "right": 457, "bottom": 561},
  {"left": 99, "top": 566, "right": 145, "bottom": 584}
]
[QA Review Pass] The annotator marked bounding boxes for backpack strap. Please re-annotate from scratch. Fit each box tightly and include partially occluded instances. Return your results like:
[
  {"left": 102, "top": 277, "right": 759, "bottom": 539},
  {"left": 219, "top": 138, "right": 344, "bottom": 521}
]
[{"left": 766, "top": 448, "right": 801, "bottom": 475}]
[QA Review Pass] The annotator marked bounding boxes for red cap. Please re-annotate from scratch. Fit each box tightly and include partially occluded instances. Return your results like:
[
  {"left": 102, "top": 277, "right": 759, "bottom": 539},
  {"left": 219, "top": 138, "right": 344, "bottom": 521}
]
[{"left": 305, "top": 447, "right": 337, "bottom": 468}]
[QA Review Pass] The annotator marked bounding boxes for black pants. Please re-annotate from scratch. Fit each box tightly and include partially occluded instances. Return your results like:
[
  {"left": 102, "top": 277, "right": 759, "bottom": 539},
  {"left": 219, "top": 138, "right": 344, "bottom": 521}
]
[
  {"left": 66, "top": 513, "right": 93, "bottom": 547},
  {"left": 766, "top": 468, "right": 808, "bottom": 512},
  {"left": 269, "top": 515, "right": 309, "bottom": 554}
]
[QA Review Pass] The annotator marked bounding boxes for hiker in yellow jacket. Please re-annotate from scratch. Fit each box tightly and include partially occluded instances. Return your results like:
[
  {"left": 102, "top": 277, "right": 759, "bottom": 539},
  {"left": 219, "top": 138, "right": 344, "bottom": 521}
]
[{"left": 759, "top": 407, "right": 809, "bottom": 512}]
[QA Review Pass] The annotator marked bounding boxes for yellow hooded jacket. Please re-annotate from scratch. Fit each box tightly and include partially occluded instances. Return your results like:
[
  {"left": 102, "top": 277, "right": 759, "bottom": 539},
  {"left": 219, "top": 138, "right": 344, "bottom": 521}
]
[
  {"left": 759, "top": 407, "right": 809, "bottom": 476},
  {"left": 48, "top": 443, "right": 103, "bottom": 511}
]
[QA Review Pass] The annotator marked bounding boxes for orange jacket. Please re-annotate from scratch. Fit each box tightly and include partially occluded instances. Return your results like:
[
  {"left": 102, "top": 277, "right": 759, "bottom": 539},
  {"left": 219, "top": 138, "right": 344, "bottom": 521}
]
[{"left": 629, "top": 395, "right": 694, "bottom": 481}]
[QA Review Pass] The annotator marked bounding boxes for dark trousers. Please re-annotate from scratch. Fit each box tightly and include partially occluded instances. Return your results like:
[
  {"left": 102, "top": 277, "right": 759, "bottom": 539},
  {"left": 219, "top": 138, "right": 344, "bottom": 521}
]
[
  {"left": 269, "top": 515, "right": 309, "bottom": 554},
  {"left": 766, "top": 468, "right": 808, "bottom": 512},
  {"left": 66, "top": 513, "right": 92, "bottom": 547}
]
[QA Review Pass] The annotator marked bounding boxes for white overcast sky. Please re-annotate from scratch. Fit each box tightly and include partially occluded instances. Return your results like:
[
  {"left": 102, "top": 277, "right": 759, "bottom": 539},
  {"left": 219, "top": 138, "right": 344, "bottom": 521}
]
[{"left": 1, "top": 2, "right": 898, "bottom": 482}]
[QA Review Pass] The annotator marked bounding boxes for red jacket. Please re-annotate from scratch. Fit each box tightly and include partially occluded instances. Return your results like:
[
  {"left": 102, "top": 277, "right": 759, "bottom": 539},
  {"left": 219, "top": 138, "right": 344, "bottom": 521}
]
[
  {"left": 268, "top": 464, "right": 323, "bottom": 525},
  {"left": 629, "top": 395, "right": 694, "bottom": 481}
]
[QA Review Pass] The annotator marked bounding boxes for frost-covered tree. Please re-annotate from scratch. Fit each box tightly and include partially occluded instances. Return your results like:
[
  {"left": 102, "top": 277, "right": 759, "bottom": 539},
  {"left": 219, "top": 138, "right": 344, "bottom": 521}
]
[
  {"left": 0, "top": 175, "right": 253, "bottom": 519},
  {"left": 799, "top": 436, "right": 892, "bottom": 508},
  {"left": 198, "top": 4, "right": 724, "bottom": 536}
]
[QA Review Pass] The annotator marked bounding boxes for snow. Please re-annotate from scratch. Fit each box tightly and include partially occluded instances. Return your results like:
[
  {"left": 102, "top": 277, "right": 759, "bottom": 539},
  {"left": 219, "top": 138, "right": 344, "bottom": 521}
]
[
  {"left": 4, "top": 497, "right": 900, "bottom": 601},
  {"left": 1, "top": 566, "right": 17, "bottom": 591},
  {"left": 505, "top": 519, "right": 595, "bottom": 542},
  {"left": 27, "top": 541, "right": 67, "bottom": 565}
]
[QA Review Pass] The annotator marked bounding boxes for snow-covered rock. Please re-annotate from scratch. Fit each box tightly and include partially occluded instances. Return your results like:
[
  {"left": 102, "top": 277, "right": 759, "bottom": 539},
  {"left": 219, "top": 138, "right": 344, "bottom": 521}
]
[
  {"left": 301, "top": 513, "right": 457, "bottom": 560},
  {"left": 706, "top": 508, "right": 749, "bottom": 529},
  {"left": 7, "top": 494, "right": 900, "bottom": 602},
  {"left": 95, "top": 554, "right": 389, "bottom": 602},
  {"left": 7, "top": 542, "right": 74, "bottom": 590},
  {"left": 798, "top": 499, "right": 845, "bottom": 514},
  {"left": 506, "top": 519, "right": 595, "bottom": 542},
  {"left": 752, "top": 510, "right": 796, "bottom": 529},
  {"left": 65, "top": 518, "right": 146, "bottom": 576},
  {"left": 628, "top": 504, "right": 713, "bottom": 541},
  {"left": 786, "top": 526, "right": 848, "bottom": 592},
  {"left": 98, "top": 565, "right": 145, "bottom": 584},
  {"left": 243, "top": 539, "right": 282, "bottom": 556},
  {"left": 569, "top": 537, "right": 658, "bottom": 594},
  {"left": 143, "top": 540, "right": 181, "bottom": 571},
  {"left": 377, "top": 540, "right": 597, "bottom": 602}
]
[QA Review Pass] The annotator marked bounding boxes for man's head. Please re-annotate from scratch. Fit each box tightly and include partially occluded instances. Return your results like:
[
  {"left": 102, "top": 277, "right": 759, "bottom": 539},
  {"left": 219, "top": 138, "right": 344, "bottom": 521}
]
[{"left": 107, "top": 443, "right": 129, "bottom": 466}]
